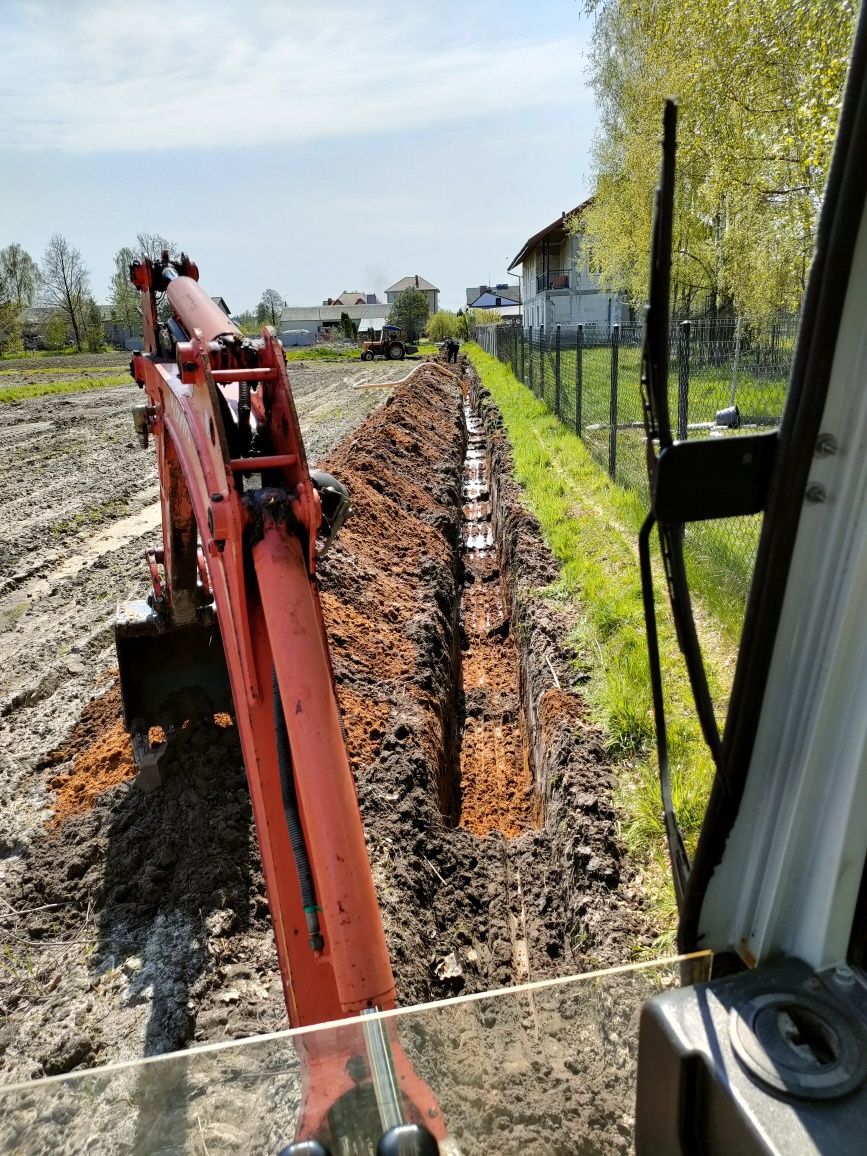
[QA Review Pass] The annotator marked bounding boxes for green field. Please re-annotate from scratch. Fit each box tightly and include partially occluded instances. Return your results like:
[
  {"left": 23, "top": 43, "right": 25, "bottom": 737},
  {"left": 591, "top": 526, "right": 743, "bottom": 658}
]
[
  {"left": 502, "top": 337, "right": 788, "bottom": 429},
  {"left": 0, "top": 347, "right": 79, "bottom": 361},
  {"left": 491, "top": 332, "right": 784, "bottom": 631},
  {"left": 0, "top": 375, "right": 129, "bottom": 403}
]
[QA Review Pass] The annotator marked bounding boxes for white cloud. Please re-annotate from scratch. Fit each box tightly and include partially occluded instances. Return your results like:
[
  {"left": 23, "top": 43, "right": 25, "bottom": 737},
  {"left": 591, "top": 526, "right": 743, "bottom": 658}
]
[{"left": 0, "top": 0, "right": 589, "bottom": 153}]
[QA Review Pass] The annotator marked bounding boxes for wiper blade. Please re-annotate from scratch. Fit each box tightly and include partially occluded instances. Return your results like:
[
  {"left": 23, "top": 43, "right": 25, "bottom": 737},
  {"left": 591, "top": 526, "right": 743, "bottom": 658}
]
[{"left": 639, "top": 102, "right": 782, "bottom": 911}]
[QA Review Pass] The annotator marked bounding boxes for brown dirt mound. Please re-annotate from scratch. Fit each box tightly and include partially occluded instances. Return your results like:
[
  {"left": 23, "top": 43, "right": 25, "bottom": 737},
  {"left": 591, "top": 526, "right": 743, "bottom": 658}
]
[{"left": 39, "top": 684, "right": 137, "bottom": 824}]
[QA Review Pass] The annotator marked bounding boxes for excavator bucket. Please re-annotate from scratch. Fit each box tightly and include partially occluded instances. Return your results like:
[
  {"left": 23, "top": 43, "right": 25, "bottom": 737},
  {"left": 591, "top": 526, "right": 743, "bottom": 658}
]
[{"left": 115, "top": 597, "right": 233, "bottom": 789}]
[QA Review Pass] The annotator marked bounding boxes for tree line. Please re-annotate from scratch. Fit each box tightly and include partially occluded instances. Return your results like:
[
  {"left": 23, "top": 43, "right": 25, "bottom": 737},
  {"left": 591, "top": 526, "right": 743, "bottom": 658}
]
[
  {"left": 1, "top": 233, "right": 477, "bottom": 353},
  {"left": 0, "top": 232, "right": 172, "bottom": 354},
  {"left": 0, "top": 230, "right": 291, "bottom": 355},
  {"left": 577, "top": 0, "right": 858, "bottom": 318},
  {"left": 379, "top": 292, "right": 501, "bottom": 344},
  {"left": 0, "top": 236, "right": 105, "bottom": 354}
]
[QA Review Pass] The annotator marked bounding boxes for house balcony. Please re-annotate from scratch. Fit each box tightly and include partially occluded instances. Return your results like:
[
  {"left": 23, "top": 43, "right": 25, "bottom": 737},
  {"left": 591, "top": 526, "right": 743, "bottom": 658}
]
[{"left": 535, "top": 268, "right": 572, "bottom": 293}]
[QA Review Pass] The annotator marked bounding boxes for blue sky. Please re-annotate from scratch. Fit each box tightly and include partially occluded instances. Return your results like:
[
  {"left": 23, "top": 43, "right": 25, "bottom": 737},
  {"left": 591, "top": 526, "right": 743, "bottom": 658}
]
[{"left": 1, "top": 0, "right": 598, "bottom": 313}]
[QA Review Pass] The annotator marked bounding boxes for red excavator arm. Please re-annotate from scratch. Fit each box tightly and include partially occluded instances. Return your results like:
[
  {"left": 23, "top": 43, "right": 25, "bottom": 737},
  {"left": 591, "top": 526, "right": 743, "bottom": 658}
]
[{"left": 118, "top": 253, "right": 444, "bottom": 1151}]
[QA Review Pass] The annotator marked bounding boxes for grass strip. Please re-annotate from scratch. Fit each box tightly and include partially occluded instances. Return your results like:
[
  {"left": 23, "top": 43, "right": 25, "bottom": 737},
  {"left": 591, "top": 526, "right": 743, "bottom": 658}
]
[
  {"left": 0, "top": 375, "right": 130, "bottom": 403},
  {"left": 0, "top": 365, "right": 127, "bottom": 376},
  {"left": 467, "top": 343, "right": 733, "bottom": 945},
  {"left": 0, "top": 347, "right": 79, "bottom": 360}
]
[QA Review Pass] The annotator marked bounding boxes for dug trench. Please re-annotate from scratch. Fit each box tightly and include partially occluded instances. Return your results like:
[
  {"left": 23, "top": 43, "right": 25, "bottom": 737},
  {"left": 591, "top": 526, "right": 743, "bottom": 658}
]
[{"left": 0, "top": 359, "right": 654, "bottom": 1144}]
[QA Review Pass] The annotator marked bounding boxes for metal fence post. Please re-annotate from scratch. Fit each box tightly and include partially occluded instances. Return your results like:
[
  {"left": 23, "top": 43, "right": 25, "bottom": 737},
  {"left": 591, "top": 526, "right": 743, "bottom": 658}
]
[
  {"left": 555, "top": 324, "right": 561, "bottom": 418},
  {"left": 528, "top": 325, "right": 534, "bottom": 394},
  {"left": 540, "top": 324, "right": 545, "bottom": 402},
  {"left": 575, "top": 324, "right": 583, "bottom": 436},
  {"left": 677, "top": 320, "right": 691, "bottom": 440},
  {"left": 609, "top": 324, "right": 620, "bottom": 479},
  {"left": 520, "top": 326, "right": 525, "bottom": 383}
]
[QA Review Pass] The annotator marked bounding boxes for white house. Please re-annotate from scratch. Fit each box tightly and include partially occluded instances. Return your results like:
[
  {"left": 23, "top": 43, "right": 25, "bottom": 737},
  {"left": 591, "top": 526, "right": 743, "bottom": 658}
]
[
  {"left": 508, "top": 199, "right": 629, "bottom": 331},
  {"left": 280, "top": 302, "right": 387, "bottom": 338},
  {"left": 466, "top": 286, "right": 522, "bottom": 322}
]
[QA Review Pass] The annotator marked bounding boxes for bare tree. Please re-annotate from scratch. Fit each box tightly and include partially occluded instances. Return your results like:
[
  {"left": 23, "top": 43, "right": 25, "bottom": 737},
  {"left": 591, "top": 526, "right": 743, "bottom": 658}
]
[
  {"left": 131, "top": 234, "right": 180, "bottom": 324},
  {"left": 40, "top": 234, "right": 91, "bottom": 351},
  {"left": 257, "top": 289, "right": 285, "bottom": 328},
  {"left": 135, "top": 232, "right": 177, "bottom": 261}
]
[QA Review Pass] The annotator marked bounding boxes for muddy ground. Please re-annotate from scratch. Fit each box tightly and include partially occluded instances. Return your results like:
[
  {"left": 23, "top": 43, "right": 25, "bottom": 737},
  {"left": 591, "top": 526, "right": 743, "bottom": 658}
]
[
  {"left": 0, "top": 358, "right": 412, "bottom": 1070},
  {"left": 0, "top": 356, "right": 655, "bottom": 1152}
]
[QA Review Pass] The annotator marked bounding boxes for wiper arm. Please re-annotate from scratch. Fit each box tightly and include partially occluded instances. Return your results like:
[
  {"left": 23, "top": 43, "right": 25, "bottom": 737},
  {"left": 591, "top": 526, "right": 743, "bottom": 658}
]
[{"left": 639, "top": 101, "right": 778, "bottom": 909}]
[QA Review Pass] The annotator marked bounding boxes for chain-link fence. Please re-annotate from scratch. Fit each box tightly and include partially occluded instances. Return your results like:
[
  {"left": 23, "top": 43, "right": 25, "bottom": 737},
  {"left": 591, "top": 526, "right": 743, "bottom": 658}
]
[{"left": 474, "top": 317, "right": 795, "bottom": 636}]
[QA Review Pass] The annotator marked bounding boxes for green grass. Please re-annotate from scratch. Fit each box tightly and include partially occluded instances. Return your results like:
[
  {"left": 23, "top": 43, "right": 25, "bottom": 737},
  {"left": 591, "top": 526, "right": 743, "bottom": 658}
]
[
  {"left": 467, "top": 343, "right": 733, "bottom": 945},
  {"left": 504, "top": 337, "right": 787, "bottom": 426},
  {"left": 0, "top": 374, "right": 130, "bottom": 403},
  {"left": 283, "top": 346, "right": 364, "bottom": 361},
  {"left": 0, "top": 346, "right": 79, "bottom": 360},
  {"left": 0, "top": 365, "right": 125, "bottom": 376},
  {"left": 498, "top": 334, "right": 776, "bottom": 639}
]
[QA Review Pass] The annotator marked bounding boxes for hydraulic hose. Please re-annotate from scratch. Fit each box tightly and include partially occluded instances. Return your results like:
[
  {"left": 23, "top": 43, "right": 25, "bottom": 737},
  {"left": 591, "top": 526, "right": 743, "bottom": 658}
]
[{"left": 272, "top": 667, "right": 324, "bottom": 951}]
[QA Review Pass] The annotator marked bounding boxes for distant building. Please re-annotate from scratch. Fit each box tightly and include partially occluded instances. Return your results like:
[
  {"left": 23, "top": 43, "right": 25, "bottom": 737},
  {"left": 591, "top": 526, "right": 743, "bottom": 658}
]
[
  {"left": 355, "top": 317, "right": 389, "bottom": 340},
  {"left": 20, "top": 305, "right": 54, "bottom": 349},
  {"left": 465, "top": 283, "right": 520, "bottom": 307},
  {"left": 322, "top": 291, "right": 379, "bottom": 306},
  {"left": 282, "top": 330, "right": 315, "bottom": 347},
  {"left": 280, "top": 302, "right": 387, "bottom": 339},
  {"left": 466, "top": 284, "right": 522, "bottom": 321},
  {"left": 385, "top": 275, "right": 439, "bottom": 314},
  {"left": 508, "top": 199, "right": 628, "bottom": 331}
]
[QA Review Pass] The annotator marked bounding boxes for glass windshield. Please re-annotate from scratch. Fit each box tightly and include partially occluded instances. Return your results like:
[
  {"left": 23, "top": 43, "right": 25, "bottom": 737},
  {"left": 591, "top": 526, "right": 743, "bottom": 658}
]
[{"left": 0, "top": 952, "right": 709, "bottom": 1155}]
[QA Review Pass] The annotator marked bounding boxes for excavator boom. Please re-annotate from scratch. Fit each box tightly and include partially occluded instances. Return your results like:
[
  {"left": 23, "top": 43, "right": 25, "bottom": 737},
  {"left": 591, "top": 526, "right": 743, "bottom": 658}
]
[{"left": 117, "top": 253, "right": 444, "bottom": 1150}]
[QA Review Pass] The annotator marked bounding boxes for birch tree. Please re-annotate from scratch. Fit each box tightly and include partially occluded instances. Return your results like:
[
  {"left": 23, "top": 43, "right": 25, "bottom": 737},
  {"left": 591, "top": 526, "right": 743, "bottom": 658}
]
[
  {"left": 109, "top": 246, "right": 141, "bottom": 339},
  {"left": 578, "top": 0, "right": 858, "bottom": 316},
  {"left": 0, "top": 243, "right": 39, "bottom": 352}
]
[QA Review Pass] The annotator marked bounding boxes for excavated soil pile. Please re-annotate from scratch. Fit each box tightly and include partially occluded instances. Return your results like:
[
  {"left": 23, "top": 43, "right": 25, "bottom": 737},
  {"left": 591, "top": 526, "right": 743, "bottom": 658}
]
[
  {"left": 0, "top": 360, "right": 653, "bottom": 1152},
  {"left": 315, "top": 363, "right": 651, "bottom": 1007},
  {"left": 39, "top": 684, "right": 137, "bottom": 825}
]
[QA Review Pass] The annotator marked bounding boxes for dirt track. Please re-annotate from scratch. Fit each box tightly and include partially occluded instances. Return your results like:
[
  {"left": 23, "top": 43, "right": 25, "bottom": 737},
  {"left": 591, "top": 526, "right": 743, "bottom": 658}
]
[{"left": 0, "top": 358, "right": 654, "bottom": 1152}]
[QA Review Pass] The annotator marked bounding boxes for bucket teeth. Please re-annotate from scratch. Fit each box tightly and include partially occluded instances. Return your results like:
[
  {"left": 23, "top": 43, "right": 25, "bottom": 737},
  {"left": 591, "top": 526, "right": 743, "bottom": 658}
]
[{"left": 129, "top": 725, "right": 167, "bottom": 793}]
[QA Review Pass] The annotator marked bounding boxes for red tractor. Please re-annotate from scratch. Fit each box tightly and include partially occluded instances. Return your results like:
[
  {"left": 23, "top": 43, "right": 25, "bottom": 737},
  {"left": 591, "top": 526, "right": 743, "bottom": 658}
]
[{"left": 360, "top": 324, "right": 417, "bottom": 361}]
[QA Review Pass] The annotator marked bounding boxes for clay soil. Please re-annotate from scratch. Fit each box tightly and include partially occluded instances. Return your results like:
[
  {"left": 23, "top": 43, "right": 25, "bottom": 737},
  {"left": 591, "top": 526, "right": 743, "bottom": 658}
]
[{"left": 0, "top": 357, "right": 656, "bottom": 1152}]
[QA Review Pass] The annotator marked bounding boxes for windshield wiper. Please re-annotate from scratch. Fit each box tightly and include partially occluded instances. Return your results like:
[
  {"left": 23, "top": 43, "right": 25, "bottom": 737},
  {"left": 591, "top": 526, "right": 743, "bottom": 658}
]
[{"left": 639, "top": 101, "right": 777, "bottom": 908}]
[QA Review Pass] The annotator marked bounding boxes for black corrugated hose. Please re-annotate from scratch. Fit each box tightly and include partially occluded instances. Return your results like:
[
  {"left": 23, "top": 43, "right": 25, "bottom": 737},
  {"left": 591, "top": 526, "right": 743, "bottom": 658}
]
[{"left": 272, "top": 667, "right": 324, "bottom": 951}]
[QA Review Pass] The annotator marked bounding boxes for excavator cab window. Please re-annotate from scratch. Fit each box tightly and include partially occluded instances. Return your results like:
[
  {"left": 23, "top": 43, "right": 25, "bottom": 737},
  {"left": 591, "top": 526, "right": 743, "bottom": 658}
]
[{"left": 634, "top": 10, "right": 867, "bottom": 1153}]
